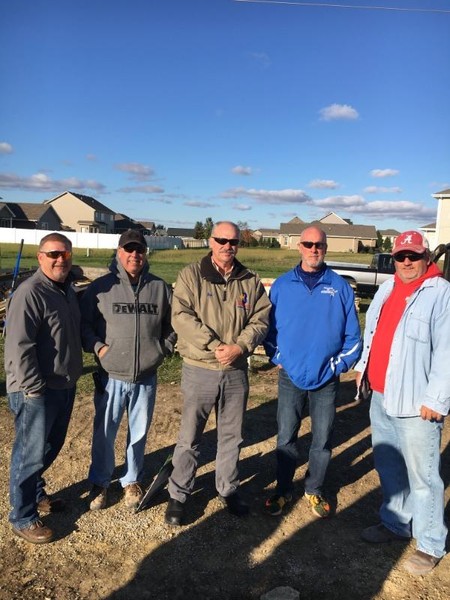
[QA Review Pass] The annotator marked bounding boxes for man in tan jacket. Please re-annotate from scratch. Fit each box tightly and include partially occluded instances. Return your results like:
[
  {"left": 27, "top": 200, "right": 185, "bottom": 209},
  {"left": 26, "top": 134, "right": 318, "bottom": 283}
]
[{"left": 165, "top": 221, "right": 271, "bottom": 525}]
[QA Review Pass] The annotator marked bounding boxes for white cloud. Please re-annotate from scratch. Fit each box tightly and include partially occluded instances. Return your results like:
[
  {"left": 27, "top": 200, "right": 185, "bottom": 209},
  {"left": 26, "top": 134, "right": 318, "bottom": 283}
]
[
  {"left": 315, "top": 195, "right": 366, "bottom": 208},
  {"left": 0, "top": 142, "right": 13, "bottom": 154},
  {"left": 319, "top": 104, "right": 359, "bottom": 121},
  {"left": 115, "top": 162, "right": 155, "bottom": 181},
  {"left": 364, "top": 186, "right": 402, "bottom": 194},
  {"left": 249, "top": 52, "right": 271, "bottom": 69},
  {"left": 231, "top": 166, "right": 253, "bottom": 176},
  {"left": 233, "top": 204, "right": 252, "bottom": 211},
  {"left": 0, "top": 172, "right": 106, "bottom": 192},
  {"left": 184, "top": 201, "right": 217, "bottom": 208},
  {"left": 118, "top": 185, "right": 164, "bottom": 193},
  {"left": 370, "top": 169, "right": 399, "bottom": 178},
  {"left": 221, "top": 187, "right": 312, "bottom": 205},
  {"left": 308, "top": 179, "right": 339, "bottom": 190}
]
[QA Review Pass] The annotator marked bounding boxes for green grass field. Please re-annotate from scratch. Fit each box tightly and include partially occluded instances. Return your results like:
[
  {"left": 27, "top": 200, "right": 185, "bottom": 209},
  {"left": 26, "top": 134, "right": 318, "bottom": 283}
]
[{"left": 0, "top": 243, "right": 373, "bottom": 284}]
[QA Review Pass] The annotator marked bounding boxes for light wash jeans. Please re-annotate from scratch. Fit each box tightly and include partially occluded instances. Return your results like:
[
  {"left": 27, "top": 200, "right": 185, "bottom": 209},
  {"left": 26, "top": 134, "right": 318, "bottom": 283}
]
[
  {"left": 370, "top": 391, "right": 447, "bottom": 558},
  {"left": 89, "top": 374, "right": 157, "bottom": 488},
  {"left": 8, "top": 388, "right": 76, "bottom": 529},
  {"left": 275, "top": 368, "right": 337, "bottom": 496}
]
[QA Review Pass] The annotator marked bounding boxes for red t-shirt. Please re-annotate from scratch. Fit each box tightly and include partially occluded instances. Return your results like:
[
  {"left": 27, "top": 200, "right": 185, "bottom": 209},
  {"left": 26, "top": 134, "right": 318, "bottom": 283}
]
[{"left": 367, "top": 263, "right": 442, "bottom": 393}]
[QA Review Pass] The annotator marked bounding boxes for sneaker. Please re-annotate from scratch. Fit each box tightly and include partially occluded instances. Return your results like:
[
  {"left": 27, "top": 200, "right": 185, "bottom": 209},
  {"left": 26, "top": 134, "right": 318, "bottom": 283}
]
[
  {"left": 403, "top": 550, "right": 441, "bottom": 576},
  {"left": 123, "top": 483, "right": 143, "bottom": 510},
  {"left": 12, "top": 520, "right": 54, "bottom": 544},
  {"left": 265, "top": 493, "right": 292, "bottom": 516},
  {"left": 37, "top": 494, "right": 65, "bottom": 515},
  {"left": 304, "top": 493, "right": 331, "bottom": 518},
  {"left": 88, "top": 485, "right": 108, "bottom": 511},
  {"left": 361, "top": 523, "right": 410, "bottom": 544}
]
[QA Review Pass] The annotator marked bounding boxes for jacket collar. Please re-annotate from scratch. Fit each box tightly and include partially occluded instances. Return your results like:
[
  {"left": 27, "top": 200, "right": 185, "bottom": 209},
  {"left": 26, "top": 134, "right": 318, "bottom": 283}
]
[{"left": 200, "top": 252, "right": 248, "bottom": 283}]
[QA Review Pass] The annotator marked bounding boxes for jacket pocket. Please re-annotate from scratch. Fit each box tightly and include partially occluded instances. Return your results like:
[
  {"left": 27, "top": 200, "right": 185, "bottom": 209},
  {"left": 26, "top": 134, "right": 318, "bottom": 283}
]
[{"left": 405, "top": 314, "right": 430, "bottom": 343}]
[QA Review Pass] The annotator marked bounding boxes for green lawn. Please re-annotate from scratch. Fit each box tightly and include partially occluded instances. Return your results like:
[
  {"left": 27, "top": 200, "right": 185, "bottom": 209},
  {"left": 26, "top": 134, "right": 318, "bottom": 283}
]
[{"left": 0, "top": 243, "right": 374, "bottom": 284}]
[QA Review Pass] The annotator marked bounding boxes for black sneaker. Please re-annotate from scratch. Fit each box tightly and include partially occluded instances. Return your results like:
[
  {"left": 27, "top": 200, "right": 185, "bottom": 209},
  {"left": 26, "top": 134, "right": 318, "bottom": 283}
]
[
  {"left": 265, "top": 493, "right": 293, "bottom": 516},
  {"left": 218, "top": 492, "right": 249, "bottom": 517}
]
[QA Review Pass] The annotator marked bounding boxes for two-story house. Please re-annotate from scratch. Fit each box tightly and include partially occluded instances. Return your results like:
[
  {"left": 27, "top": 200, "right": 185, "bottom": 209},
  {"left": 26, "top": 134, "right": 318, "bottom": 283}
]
[{"left": 44, "top": 191, "right": 115, "bottom": 233}]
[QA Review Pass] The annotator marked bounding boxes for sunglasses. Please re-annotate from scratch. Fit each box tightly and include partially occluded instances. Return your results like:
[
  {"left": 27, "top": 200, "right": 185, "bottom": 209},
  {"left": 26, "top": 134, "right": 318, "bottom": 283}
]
[
  {"left": 122, "top": 243, "right": 146, "bottom": 254},
  {"left": 301, "top": 241, "right": 327, "bottom": 250},
  {"left": 40, "top": 250, "right": 72, "bottom": 260},
  {"left": 212, "top": 237, "right": 239, "bottom": 246},
  {"left": 393, "top": 252, "right": 425, "bottom": 263}
]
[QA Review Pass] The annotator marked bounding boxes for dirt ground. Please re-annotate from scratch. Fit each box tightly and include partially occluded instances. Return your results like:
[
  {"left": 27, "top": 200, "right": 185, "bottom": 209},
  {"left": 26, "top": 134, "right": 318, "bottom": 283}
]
[{"left": 0, "top": 363, "right": 449, "bottom": 600}]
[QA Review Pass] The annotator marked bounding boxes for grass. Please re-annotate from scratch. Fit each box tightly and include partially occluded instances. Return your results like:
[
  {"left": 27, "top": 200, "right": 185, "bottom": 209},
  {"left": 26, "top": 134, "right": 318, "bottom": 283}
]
[{"left": 0, "top": 243, "right": 374, "bottom": 284}]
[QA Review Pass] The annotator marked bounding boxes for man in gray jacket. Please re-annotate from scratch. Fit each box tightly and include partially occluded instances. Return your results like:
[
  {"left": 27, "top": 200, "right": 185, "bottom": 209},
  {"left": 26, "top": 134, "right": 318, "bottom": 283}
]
[
  {"left": 81, "top": 229, "right": 175, "bottom": 511},
  {"left": 5, "top": 232, "right": 83, "bottom": 544}
]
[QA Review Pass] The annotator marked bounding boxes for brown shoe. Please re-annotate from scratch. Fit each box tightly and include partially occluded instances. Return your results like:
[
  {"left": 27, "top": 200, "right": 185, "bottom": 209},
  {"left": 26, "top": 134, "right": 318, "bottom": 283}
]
[
  {"left": 37, "top": 495, "right": 65, "bottom": 515},
  {"left": 403, "top": 550, "right": 441, "bottom": 575},
  {"left": 123, "top": 483, "right": 143, "bottom": 510},
  {"left": 88, "top": 485, "right": 108, "bottom": 511},
  {"left": 12, "top": 520, "right": 54, "bottom": 544}
]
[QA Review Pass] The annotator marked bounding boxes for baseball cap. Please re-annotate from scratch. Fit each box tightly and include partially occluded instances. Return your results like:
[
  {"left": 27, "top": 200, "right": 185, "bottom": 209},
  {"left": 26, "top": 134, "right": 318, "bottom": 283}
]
[
  {"left": 392, "top": 230, "right": 429, "bottom": 255},
  {"left": 118, "top": 229, "right": 147, "bottom": 249}
]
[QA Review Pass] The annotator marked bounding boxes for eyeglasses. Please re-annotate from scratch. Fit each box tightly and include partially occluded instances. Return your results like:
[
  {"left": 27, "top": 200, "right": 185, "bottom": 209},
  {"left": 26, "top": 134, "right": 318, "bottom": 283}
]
[
  {"left": 300, "top": 241, "right": 327, "bottom": 250},
  {"left": 212, "top": 237, "right": 239, "bottom": 246},
  {"left": 122, "top": 243, "right": 146, "bottom": 254},
  {"left": 393, "top": 252, "right": 425, "bottom": 263},
  {"left": 40, "top": 250, "right": 72, "bottom": 260}
]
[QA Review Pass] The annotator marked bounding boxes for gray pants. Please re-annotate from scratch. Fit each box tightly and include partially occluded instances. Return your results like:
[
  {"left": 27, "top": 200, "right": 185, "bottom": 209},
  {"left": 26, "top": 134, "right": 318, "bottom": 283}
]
[{"left": 168, "top": 363, "right": 249, "bottom": 502}]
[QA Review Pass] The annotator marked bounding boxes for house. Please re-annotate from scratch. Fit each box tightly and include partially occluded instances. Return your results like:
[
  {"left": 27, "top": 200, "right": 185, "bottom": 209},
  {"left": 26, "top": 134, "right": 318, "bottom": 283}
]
[
  {"left": 252, "top": 228, "right": 280, "bottom": 243},
  {"left": 279, "top": 217, "right": 377, "bottom": 252},
  {"left": 44, "top": 191, "right": 115, "bottom": 233},
  {"left": 419, "top": 222, "right": 437, "bottom": 251},
  {"left": 318, "top": 212, "right": 349, "bottom": 225},
  {"left": 114, "top": 213, "right": 146, "bottom": 234},
  {"left": 432, "top": 188, "right": 450, "bottom": 246},
  {"left": 166, "top": 227, "right": 196, "bottom": 238},
  {"left": 138, "top": 221, "right": 157, "bottom": 235},
  {"left": 0, "top": 202, "right": 62, "bottom": 230}
]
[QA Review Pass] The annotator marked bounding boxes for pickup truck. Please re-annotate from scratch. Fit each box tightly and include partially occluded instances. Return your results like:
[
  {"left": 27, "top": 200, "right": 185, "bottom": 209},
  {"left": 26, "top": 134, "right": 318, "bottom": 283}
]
[{"left": 328, "top": 253, "right": 395, "bottom": 298}]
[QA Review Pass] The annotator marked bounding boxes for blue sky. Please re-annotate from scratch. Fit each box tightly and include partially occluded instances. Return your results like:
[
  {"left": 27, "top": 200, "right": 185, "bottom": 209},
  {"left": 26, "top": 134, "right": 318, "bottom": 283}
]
[{"left": 1, "top": 0, "right": 449, "bottom": 232}]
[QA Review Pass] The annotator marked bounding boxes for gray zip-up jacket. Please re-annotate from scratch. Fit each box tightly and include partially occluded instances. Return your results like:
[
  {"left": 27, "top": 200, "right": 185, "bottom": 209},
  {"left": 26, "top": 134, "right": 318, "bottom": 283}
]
[
  {"left": 5, "top": 268, "right": 83, "bottom": 394},
  {"left": 80, "top": 259, "right": 175, "bottom": 382}
]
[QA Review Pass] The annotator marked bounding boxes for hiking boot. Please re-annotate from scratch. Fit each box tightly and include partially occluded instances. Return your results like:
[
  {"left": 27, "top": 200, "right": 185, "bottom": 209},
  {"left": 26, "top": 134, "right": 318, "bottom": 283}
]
[
  {"left": 304, "top": 493, "right": 331, "bottom": 518},
  {"left": 88, "top": 485, "right": 108, "bottom": 511},
  {"left": 12, "top": 520, "right": 54, "bottom": 544},
  {"left": 37, "top": 494, "right": 65, "bottom": 515},
  {"left": 403, "top": 550, "right": 441, "bottom": 575},
  {"left": 218, "top": 492, "right": 249, "bottom": 517},
  {"left": 361, "top": 523, "right": 410, "bottom": 544},
  {"left": 265, "top": 493, "right": 293, "bottom": 516},
  {"left": 123, "top": 483, "right": 143, "bottom": 510}
]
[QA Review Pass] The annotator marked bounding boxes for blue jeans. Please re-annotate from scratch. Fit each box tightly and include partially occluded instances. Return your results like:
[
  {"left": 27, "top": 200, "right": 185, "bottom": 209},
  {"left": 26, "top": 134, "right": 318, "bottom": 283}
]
[
  {"left": 89, "top": 374, "right": 157, "bottom": 488},
  {"left": 8, "top": 388, "right": 75, "bottom": 529},
  {"left": 275, "top": 368, "right": 337, "bottom": 496},
  {"left": 370, "top": 391, "right": 447, "bottom": 558}
]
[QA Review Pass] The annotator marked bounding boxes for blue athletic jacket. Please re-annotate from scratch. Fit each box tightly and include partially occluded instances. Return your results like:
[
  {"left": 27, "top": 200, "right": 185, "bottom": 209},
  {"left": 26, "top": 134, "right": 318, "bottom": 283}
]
[{"left": 264, "top": 264, "right": 362, "bottom": 390}]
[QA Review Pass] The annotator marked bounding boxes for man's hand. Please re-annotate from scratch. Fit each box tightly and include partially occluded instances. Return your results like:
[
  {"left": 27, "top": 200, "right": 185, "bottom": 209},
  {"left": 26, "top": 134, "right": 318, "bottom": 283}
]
[
  {"left": 420, "top": 405, "right": 444, "bottom": 422},
  {"left": 98, "top": 345, "right": 109, "bottom": 359},
  {"left": 355, "top": 371, "right": 362, "bottom": 388},
  {"left": 215, "top": 344, "right": 243, "bottom": 366}
]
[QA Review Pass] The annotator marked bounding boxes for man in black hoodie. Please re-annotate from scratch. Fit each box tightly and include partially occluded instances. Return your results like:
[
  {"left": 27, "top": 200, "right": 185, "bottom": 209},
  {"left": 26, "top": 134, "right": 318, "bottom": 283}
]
[{"left": 81, "top": 229, "right": 176, "bottom": 511}]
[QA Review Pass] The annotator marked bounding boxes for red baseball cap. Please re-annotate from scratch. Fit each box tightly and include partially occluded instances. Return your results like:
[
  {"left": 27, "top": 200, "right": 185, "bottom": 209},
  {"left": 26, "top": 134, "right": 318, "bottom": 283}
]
[{"left": 392, "top": 230, "right": 429, "bottom": 255}]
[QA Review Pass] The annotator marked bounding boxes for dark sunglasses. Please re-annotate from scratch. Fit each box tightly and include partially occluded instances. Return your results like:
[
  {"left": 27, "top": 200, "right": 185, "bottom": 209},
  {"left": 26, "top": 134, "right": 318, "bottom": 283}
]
[
  {"left": 122, "top": 243, "right": 146, "bottom": 254},
  {"left": 212, "top": 237, "right": 239, "bottom": 246},
  {"left": 393, "top": 252, "right": 425, "bottom": 263},
  {"left": 301, "top": 241, "right": 327, "bottom": 250},
  {"left": 40, "top": 250, "right": 72, "bottom": 260}
]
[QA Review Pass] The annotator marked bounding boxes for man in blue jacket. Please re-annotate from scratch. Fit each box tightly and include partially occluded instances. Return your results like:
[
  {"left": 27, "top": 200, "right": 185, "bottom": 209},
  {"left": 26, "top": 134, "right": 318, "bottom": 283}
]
[
  {"left": 355, "top": 230, "right": 449, "bottom": 575},
  {"left": 264, "top": 226, "right": 361, "bottom": 518}
]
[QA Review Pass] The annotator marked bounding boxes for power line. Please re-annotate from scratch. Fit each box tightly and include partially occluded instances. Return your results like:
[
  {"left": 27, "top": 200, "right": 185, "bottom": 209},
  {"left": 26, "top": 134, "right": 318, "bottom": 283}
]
[{"left": 233, "top": 1, "right": 450, "bottom": 14}]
